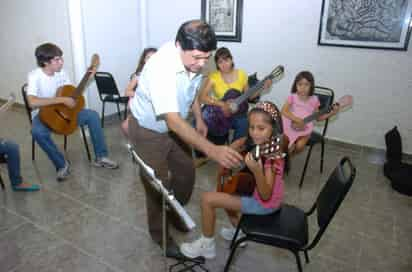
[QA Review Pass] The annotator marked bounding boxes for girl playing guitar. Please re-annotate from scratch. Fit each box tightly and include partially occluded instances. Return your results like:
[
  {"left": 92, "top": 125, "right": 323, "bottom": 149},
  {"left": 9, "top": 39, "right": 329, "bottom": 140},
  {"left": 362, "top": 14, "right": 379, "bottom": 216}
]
[{"left": 180, "top": 101, "right": 287, "bottom": 259}]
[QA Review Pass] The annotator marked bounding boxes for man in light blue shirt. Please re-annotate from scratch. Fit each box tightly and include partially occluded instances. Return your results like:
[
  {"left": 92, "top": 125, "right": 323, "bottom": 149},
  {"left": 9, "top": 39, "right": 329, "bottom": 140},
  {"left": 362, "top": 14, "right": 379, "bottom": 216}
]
[{"left": 128, "top": 20, "right": 242, "bottom": 252}]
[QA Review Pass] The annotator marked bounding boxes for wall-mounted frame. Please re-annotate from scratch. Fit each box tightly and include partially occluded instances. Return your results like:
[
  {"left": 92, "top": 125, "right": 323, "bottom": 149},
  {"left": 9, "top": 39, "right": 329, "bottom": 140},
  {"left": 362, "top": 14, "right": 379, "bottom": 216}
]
[
  {"left": 201, "top": 0, "right": 243, "bottom": 42},
  {"left": 318, "top": 0, "right": 412, "bottom": 50}
]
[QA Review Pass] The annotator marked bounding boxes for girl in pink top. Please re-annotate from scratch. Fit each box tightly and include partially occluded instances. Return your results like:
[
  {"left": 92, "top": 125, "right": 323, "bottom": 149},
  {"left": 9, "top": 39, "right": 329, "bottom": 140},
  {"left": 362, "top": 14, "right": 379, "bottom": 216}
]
[
  {"left": 180, "top": 101, "right": 287, "bottom": 259},
  {"left": 282, "top": 71, "right": 338, "bottom": 155}
]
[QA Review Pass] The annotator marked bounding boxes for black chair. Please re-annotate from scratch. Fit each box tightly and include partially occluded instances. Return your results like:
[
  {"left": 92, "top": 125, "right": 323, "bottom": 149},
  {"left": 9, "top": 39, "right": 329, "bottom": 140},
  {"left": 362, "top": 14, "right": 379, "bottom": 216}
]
[
  {"left": 224, "top": 157, "right": 356, "bottom": 272},
  {"left": 94, "top": 72, "right": 129, "bottom": 127},
  {"left": 21, "top": 84, "right": 91, "bottom": 161},
  {"left": 0, "top": 154, "right": 6, "bottom": 190},
  {"left": 299, "top": 86, "right": 334, "bottom": 188}
]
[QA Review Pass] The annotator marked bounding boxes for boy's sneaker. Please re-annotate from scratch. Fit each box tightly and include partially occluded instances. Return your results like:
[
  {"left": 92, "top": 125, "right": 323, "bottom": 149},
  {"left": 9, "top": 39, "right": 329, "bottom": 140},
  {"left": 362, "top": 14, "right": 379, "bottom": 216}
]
[
  {"left": 220, "top": 227, "right": 247, "bottom": 247},
  {"left": 93, "top": 157, "right": 119, "bottom": 169},
  {"left": 57, "top": 161, "right": 71, "bottom": 181},
  {"left": 180, "top": 237, "right": 216, "bottom": 259}
]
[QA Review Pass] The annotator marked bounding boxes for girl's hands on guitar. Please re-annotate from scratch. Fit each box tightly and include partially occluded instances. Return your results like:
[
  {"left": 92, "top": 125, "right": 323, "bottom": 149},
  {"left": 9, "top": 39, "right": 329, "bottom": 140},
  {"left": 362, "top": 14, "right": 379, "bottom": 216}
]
[
  {"left": 221, "top": 101, "right": 232, "bottom": 117},
  {"left": 244, "top": 152, "right": 263, "bottom": 175},
  {"left": 331, "top": 104, "right": 339, "bottom": 115},
  {"left": 292, "top": 118, "right": 305, "bottom": 130}
]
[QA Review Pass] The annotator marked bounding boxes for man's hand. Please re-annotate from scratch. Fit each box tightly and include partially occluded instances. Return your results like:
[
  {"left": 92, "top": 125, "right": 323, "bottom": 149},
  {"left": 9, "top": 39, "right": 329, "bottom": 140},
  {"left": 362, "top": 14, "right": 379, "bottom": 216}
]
[{"left": 207, "top": 145, "right": 243, "bottom": 169}]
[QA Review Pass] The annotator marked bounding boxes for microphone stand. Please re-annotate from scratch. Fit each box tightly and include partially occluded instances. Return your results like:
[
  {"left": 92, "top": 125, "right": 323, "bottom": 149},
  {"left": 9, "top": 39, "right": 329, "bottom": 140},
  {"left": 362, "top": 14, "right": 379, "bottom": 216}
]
[{"left": 127, "top": 144, "right": 208, "bottom": 272}]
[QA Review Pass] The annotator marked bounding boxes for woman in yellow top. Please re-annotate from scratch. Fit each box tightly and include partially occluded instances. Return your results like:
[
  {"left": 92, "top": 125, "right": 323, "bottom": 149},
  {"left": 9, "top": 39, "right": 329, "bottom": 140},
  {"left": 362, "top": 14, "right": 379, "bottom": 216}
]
[{"left": 198, "top": 47, "right": 271, "bottom": 145}]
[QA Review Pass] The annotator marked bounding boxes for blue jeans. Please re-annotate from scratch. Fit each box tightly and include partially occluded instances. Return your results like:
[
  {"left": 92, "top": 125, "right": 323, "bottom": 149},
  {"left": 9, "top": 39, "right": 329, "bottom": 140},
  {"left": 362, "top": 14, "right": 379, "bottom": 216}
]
[
  {"left": 32, "top": 109, "right": 108, "bottom": 170},
  {"left": 0, "top": 139, "right": 23, "bottom": 187}
]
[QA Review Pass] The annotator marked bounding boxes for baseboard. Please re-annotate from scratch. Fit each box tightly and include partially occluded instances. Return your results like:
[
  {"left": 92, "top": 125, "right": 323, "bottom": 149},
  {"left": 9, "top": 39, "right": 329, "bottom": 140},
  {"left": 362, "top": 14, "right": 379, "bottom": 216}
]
[{"left": 325, "top": 137, "right": 412, "bottom": 162}]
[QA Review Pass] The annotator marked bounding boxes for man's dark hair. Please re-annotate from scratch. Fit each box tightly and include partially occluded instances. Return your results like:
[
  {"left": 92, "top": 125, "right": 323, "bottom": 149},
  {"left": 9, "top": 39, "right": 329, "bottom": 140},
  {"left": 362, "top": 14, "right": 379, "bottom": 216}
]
[
  {"left": 175, "top": 20, "right": 217, "bottom": 52},
  {"left": 35, "top": 43, "right": 63, "bottom": 67}
]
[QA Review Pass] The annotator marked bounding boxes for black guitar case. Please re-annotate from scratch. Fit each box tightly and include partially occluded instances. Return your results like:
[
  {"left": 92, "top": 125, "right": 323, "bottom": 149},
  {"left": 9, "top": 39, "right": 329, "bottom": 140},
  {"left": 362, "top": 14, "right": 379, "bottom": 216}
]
[{"left": 383, "top": 126, "right": 412, "bottom": 196}]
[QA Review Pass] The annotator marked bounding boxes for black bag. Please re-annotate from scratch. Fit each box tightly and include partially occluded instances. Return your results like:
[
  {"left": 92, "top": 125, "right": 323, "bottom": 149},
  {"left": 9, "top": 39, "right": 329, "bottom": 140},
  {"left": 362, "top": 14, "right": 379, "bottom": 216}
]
[{"left": 383, "top": 126, "right": 412, "bottom": 196}]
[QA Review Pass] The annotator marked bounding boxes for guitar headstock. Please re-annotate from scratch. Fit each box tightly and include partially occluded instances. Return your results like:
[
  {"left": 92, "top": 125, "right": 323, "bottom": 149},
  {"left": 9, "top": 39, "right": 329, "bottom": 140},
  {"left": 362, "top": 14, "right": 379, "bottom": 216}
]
[
  {"left": 251, "top": 134, "right": 288, "bottom": 161},
  {"left": 268, "top": 65, "right": 284, "bottom": 82},
  {"left": 89, "top": 54, "right": 100, "bottom": 70},
  {"left": 326, "top": 95, "right": 353, "bottom": 114},
  {"left": 336, "top": 95, "right": 353, "bottom": 109}
]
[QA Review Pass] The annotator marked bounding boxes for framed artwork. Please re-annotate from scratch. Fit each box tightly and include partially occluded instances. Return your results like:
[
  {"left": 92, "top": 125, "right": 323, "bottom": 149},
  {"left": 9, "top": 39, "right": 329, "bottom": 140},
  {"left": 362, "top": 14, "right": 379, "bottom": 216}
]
[
  {"left": 201, "top": 0, "right": 243, "bottom": 42},
  {"left": 318, "top": 0, "right": 412, "bottom": 50}
]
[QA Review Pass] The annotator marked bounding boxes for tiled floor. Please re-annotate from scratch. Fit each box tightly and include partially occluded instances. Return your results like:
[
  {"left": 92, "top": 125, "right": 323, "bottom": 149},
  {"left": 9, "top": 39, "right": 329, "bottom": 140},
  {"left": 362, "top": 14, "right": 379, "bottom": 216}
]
[{"left": 0, "top": 108, "right": 411, "bottom": 272}]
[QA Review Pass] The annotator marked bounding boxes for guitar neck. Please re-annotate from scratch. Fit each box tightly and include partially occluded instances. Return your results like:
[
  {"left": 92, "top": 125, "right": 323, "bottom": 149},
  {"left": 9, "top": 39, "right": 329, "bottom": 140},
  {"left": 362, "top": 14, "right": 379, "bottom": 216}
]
[
  {"left": 73, "top": 71, "right": 92, "bottom": 98},
  {"left": 303, "top": 105, "right": 332, "bottom": 124},
  {"left": 232, "top": 75, "right": 271, "bottom": 105}
]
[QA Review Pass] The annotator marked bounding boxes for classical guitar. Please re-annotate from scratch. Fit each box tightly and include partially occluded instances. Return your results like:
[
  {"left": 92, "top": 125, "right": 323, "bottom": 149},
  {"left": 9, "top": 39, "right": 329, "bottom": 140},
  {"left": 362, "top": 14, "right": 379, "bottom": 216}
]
[
  {"left": 39, "top": 54, "right": 99, "bottom": 136},
  {"left": 283, "top": 95, "right": 353, "bottom": 146},
  {"left": 217, "top": 135, "right": 288, "bottom": 196},
  {"left": 202, "top": 65, "right": 284, "bottom": 136},
  {"left": 0, "top": 93, "right": 16, "bottom": 115}
]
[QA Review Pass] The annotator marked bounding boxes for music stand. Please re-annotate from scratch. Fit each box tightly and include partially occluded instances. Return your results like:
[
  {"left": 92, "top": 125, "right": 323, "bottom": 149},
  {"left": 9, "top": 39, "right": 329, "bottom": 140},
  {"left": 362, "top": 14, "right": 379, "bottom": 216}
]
[{"left": 127, "top": 144, "right": 208, "bottom": 272}]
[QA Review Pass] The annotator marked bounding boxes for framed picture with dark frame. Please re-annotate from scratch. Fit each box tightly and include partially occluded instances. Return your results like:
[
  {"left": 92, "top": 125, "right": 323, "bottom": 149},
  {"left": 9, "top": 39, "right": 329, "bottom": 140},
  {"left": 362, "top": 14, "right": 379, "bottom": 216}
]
[
  {"left": 318, "top": 0, "right": 412, "bottom": 50},
  {"left": 201, "top": 0, "right": 243, "bottom": 42}
]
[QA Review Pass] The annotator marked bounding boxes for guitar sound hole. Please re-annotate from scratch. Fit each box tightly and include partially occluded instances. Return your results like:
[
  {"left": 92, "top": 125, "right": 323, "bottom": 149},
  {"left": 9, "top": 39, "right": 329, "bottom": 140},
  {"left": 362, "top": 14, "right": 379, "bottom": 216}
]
[{"left": 54, "top": 109, "right": 71, "bottom": 123}]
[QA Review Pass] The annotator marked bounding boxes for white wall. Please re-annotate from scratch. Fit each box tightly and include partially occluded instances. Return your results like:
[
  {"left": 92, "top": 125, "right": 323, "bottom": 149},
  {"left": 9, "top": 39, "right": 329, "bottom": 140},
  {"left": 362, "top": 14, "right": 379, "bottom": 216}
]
[
  {"left": 0, "top": 0, "right": 411, "bottom": 154},
  {"left": 0, "top": 0, "right": 73, "bottom": 104},
  {"left": 80, "top": 0, "right": 142, "bottom": 113}
]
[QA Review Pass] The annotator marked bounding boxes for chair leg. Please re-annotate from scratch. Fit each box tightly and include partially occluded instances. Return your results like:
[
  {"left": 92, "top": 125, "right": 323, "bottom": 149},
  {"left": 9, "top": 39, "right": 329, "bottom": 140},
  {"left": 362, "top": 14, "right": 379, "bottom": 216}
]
[
  {"left": 0, "top": 174, "right": 5, "bottom": 190},
  {"left": 320, "top": 139, "right": 325, "bottom": 173},
  {"left": 101, "top": 102, "right": 105, "bottom": 128},
  {"left": 80, "top": 127, "right": 91, "bottom": 162},
  {"left": 64, "top": 136, "right": 67, "bottom": 151},
  {"left": 293, "top": 251, "right": 303, "bottom": 272},
  {"left": 32, "top": 137, "right": 35, "bottom": 161},
  {"left": 224, "top": 240, "right": 242, "bottom": 272},
  {"left": 304, "top": 250, "right": 310, "bottom": 263},
  {"left": 299, "top": 145, "right": 314, "bottom": 188},
  {"left": 230, "top": 217, "right": 244, "bottom": 249},
  {"left": 116, "top": 102, "right": 121, "bottom": 120},
  {"left": 123, "top": 104, "right": 128, "bottom": 120}
]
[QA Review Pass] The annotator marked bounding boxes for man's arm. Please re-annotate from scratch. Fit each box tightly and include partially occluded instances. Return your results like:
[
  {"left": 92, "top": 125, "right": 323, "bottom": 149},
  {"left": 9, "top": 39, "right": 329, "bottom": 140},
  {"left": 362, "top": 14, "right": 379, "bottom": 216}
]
[
  {"left": 165, "top": 112, "right": 242, "bottom": 168},
  {"left": 191, "top": 95, "right": 207, "bottom": 137}
]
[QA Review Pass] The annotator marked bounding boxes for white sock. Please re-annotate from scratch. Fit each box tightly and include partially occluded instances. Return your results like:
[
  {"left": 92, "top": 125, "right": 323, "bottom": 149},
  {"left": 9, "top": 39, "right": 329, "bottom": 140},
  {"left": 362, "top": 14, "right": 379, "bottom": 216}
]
[{"left": 201, "top": 235, "right": 215, "bottom": 245}]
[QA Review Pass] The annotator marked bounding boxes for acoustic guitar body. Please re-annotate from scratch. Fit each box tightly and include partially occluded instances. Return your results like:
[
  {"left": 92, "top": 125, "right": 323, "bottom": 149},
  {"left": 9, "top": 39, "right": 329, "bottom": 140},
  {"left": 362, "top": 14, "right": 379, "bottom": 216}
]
[
  {"left": 216, "top": 134, "right": 288, "bottom": 196},
  {"left": 217, "top": 169, "right": 255, "bottom": 196},
  {"left": 39, "top": 85, "right": 85, "bottom": 136}
]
